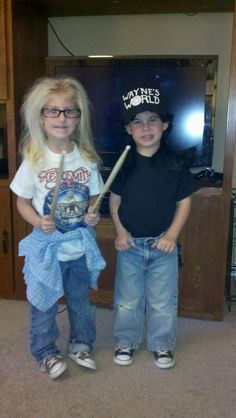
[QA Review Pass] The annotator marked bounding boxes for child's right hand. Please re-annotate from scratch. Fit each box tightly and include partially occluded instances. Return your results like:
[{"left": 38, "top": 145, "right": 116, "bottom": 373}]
[
  {"left": 153, "top": 233, "right": 176, "bottom": 253},
  {"left": 114, "top": 231, "right": 135, "bottom": 251},
  {"left": 40, "top": 215, "right": 56, "bottom": 234}
]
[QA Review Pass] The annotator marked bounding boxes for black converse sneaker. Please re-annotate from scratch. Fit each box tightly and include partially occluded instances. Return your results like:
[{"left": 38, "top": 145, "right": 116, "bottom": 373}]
[
  {"left": 154, "top": 350, "right": 175, "bottom": 369},
  {"left": 41, "top": 355, "right": 67, "bottom": 379},
  {"left": 114, "top": 348, "right": 134, "bottom": 366},
  {"left": 68, "top": 351, "right": 96, "bottom": 370}
]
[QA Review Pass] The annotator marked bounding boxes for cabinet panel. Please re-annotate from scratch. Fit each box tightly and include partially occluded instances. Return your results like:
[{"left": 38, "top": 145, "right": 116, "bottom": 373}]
[
  {"left": 0, "top": 0, "right": 7, "bottom": 100},
  {"left": 0, "top": 104, "right": 8, "bottom": 177},
  {"left": 179, "top": 190, "right": 225, "bottom": 319},
  {"left": 90, "top": 217, "right": 116, "bottom": 307},
  {"left": 0, "top": 185, "right": 14, "bottom": 296},
  {"left": 11, "top": 197, "right": 28, "bottom": 299}
]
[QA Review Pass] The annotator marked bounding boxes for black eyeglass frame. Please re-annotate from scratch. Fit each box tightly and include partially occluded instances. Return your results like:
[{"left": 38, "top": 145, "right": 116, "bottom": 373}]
[{"left": 41, "top": 108, "right": 81, "bottom": 118}]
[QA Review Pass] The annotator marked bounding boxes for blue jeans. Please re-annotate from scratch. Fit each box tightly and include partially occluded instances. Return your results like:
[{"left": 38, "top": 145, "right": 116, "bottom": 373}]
[
  {"left": 29, "top": 256, "right": 96, "bottom": 364},
  {"left": 113, "top": 237, "right": 178, "bottom": 352}
]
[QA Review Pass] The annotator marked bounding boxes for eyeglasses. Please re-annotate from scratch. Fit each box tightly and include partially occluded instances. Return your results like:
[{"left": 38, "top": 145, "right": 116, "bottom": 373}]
[{"left": 41, "top": 108, "right": 81, "bottom": 118}]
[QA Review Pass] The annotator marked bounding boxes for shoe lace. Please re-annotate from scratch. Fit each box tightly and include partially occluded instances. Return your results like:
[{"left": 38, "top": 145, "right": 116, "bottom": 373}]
[
  {"left": 75, "top": 351, "right": 89, "bottom": 360},
  {"left": 46, "top": 356, "right": 58, "bottom": 368}
]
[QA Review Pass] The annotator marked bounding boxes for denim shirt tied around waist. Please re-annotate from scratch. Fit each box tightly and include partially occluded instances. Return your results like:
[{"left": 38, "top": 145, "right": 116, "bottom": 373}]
[{"left": 19, "top": 227, "right": 106, "bottom": 312}]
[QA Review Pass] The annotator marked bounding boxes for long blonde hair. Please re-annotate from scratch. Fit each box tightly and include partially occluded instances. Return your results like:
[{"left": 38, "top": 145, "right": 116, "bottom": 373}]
[{"left": 19, "top": 76, "right": 101, "bottom": 165}]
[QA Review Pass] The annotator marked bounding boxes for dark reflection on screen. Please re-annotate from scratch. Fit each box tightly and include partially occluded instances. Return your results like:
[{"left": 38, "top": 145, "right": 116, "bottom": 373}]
[{"left": 55, "top": 56, "right": 217, "bottom": 168}]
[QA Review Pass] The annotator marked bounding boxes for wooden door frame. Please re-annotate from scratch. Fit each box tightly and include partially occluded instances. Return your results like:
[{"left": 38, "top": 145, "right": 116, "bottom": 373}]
[{"left": 221, "top": 0, "right": 236, "bottom": 289}]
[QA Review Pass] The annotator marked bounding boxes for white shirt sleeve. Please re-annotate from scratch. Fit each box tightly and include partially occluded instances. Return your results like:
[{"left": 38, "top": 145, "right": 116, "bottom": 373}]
[
  {"left": 10, "top": 160, "right": 36, "bottom": 199},
  {"left": 89, "top": 163, "right": 104, "bottom": 196}
]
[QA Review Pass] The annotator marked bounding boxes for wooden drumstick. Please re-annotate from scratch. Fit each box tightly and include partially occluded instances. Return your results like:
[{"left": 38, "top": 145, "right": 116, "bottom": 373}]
[
  {"left": 49, "top": 150, "right": 66, "bottom": 221},
  {"left": 91, "top": 145, "right": 131, "bottom": 214}
]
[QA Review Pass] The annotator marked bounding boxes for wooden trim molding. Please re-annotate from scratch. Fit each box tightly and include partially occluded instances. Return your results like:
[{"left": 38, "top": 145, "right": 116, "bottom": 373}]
[{"left": 223, "top": 0, "right": 236, "bottom": 196}]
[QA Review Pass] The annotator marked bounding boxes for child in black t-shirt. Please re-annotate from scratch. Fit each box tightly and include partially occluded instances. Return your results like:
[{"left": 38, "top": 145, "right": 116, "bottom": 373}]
[{"left": 109, "top": 85, "right": 199, "bottom": 368}]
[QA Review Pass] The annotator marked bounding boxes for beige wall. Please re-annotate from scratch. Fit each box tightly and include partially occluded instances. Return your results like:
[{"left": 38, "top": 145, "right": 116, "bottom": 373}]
[{"left": 48, "top": 13, "right": 235, "bottom": 186}]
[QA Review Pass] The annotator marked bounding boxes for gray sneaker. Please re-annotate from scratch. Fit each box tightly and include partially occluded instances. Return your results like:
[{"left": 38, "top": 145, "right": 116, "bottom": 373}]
[
  {"left": 41, "top": 355, "right": 67, "bottom": 379},
  {"left": 68, "top": 351, "right": 96, "bottom": 370},
  {"left": 114, "top": 348, "right": 134, "bottom": 366},
  {"left": 154, "top": 350, "right": 175, "bottom": 369}
]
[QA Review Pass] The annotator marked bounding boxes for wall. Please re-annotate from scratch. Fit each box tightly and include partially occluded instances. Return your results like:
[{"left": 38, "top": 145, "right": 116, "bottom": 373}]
[{"left": 48, "top": 13, "right": 235, "bottom": 185}]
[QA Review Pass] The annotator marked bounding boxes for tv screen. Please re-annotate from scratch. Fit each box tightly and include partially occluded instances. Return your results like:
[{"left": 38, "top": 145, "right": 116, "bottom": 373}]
[{"left": 46, "top": 56, "right": 218, "bottom": 169}]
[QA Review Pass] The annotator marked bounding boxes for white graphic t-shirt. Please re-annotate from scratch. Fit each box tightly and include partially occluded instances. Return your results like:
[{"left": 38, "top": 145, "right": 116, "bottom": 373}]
[{"left": 10, "top": 144, "right": 104, "bottom": 261}]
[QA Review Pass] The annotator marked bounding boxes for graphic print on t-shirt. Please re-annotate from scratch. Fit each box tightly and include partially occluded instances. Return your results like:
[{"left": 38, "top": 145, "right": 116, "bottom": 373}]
[
  {"left": 44, "top": 182, "right": 89, "bottom": 232},
  {"left": 42, "top": 166, "right": 90, "bottom": 233}
]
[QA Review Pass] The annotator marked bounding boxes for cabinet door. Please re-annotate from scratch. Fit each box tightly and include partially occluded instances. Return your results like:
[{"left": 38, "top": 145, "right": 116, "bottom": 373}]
[
  {"left": 178, "top": 190, "right": 225, "bottom": 320},
  {"left": 0, "top": 0, "right": 7, "bottom": 100},
  {"left": 90, "top": 217, "right": 116, "bottom": 308},
  {"left": 0, "top": 185, "right": 14, "bottom": 296}
]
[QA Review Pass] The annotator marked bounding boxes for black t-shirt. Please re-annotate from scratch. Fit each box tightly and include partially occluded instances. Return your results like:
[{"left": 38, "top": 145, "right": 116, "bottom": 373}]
[{"left": 110, "top": 150, "right": 199, "bottom": 237}]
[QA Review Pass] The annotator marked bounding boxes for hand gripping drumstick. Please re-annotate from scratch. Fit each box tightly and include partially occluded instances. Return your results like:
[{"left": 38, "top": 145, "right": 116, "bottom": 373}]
[
  {"left": 49, "top": 150, "right": 66, "bottom": 221},
  {"left": 91, "top": 145, "right": 131, "bottom": 214}
]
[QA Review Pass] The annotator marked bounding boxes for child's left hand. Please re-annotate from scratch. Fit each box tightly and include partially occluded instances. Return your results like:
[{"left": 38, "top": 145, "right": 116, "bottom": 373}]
[
  {"left": 151, "top": 233, "right": 176, "bottom": 253},
  {"left": 84, "top": 206, "right": 100, "bottom": 226}
]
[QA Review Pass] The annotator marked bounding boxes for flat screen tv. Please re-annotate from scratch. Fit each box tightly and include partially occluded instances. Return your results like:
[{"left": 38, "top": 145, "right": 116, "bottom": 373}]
[{"left": 46, "top": 56, "right": 218, "bottom": 170}]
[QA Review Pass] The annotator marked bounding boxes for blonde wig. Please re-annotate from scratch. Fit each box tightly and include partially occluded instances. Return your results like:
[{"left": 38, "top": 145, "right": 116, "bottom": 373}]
[{"left": 19, "top": 76, "right": 101, "bottom": 166}]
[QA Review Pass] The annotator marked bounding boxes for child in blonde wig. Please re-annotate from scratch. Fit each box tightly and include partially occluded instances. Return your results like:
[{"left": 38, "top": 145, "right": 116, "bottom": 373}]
[
  {"left": 20, "top": 76, "right": 100, "bottom": 165},
  {"left": 10, "top": 76, "right": 106, "bottom": 380}
]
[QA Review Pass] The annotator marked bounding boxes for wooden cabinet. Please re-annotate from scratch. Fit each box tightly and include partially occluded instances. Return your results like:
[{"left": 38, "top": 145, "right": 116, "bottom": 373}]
[
  {"left": 0, "top": 0, "right": 7, "bottom": 100},
  {"left": 178, "top": 188, "right": 225, "bottom": 320},
  {"left": 10, "top": 3, "right": 48, "bottom": 300},
  {"left": 0, "top": 0, "right": 48, "bottom": 300},
  {"left": 90, "top": 217, "right": 117, "bottom": 308},
  {"left": 0, "top": 183, "right": 14, "bottom": 296}
]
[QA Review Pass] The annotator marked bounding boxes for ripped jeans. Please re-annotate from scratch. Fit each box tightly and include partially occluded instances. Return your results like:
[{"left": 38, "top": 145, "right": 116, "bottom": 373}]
[{"left": 113, "top": 237, "right": 178, "bottom": 352}]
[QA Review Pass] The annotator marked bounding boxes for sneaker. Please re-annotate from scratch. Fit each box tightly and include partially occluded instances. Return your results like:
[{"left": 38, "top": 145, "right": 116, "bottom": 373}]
[
  {"left": 114, "top": 348, "right": 134, "bottom": 366},
  {"left": 41, "top": 355, "right": 67, "bottom": 379},
  {"left": 154, "top": 350, "right": 175, "bottom": 369},
  {"left": 68, "top": 351, "right": 96, "bottom": 370}
]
